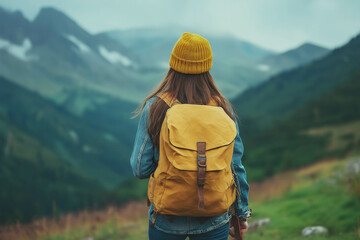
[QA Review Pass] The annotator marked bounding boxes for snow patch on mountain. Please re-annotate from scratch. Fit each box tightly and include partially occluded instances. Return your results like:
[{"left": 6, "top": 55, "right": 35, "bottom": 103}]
[
  {"left": 98, "top": 45, "right": 132, "bottom": 66},
  {"left": 257, "top": 64, "right": 270, "bottom": 72},
  {"left": 0, "top": 38, "right": 35, "bottom": 61},
  {"left": 65, "top": 35, "right": 91, "bottom": 53}
]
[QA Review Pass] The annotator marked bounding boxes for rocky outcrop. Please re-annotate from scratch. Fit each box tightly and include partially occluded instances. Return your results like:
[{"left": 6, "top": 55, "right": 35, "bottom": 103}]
[
  {"left": 248, "top": 218, "right": 271, "bottom": 231},
  {"left": 301, "top": 226, "right": 328, "bottom": 237}
]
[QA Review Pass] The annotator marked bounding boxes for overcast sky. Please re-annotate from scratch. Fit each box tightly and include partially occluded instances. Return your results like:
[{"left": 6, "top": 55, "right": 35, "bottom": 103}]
[{"left": 1, "top": 0, "right": 360, "bottom": 51}]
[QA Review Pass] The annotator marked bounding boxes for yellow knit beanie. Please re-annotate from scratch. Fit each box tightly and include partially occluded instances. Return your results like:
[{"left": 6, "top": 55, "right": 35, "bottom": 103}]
[{"left": 169, "top": 32, "right": 213, "bottom": 74}]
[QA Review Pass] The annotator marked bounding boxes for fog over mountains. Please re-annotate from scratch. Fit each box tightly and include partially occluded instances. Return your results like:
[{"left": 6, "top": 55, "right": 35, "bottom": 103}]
[
  {"left": 104, "top": 28, "right": 330, "bottom": 98},
  {"left": 0, "top": 6, "right": 331, "bottom": 104}
]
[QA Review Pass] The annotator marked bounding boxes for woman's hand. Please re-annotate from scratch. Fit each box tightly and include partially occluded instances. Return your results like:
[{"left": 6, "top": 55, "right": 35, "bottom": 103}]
[
  {"left": 229, "top": 220, "right": 248, "bottom": 240},
  {"left": 240, "top": 221, "right": 248, "bottom": 234}
]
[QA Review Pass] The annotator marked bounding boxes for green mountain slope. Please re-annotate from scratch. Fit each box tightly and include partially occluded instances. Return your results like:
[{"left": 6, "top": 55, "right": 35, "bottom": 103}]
[
  {"left": 232, "top": 33, "right": 360, "bottom": 128},
  {"left": 0, "top": 75, "right": 140, "bottom": 223},
  {"left": 0, "top": 75, "right": 137, "bottom": 188},
  {"left": 282, "top": 72, "right": 360, "bottom": 130},
  {"left": 0, "top": 125, "right": 107, "bottom": 223},
  {"left": 242, "top": 70, "right": 360, "bottom": 181}
]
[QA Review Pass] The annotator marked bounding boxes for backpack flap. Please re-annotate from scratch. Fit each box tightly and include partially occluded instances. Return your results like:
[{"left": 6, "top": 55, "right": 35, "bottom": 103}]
[{"left": 166, "top": 104, "right": 236, "bottom": 171}]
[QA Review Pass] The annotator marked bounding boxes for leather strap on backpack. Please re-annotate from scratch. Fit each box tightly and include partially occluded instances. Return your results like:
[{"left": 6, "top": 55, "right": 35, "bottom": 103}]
[{"left": 197, "top": 142, "right": 206, "bottom": 209}]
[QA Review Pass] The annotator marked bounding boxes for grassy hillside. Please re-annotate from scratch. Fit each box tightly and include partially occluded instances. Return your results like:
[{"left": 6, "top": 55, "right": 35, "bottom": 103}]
[
  {"left": 241, "top": 70, "right": 360, "bottom": 181},
  {"left": 246, "top": 156, "right": 360, "bottom": 240},
  {"left": 233, "top": 33, "right": 360, "bottom": 128}
]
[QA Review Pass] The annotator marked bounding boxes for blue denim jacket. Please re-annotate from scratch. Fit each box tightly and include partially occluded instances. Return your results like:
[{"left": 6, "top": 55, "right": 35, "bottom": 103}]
[{"left": 130, "top": 97, "right": 250, "bottom": 234}]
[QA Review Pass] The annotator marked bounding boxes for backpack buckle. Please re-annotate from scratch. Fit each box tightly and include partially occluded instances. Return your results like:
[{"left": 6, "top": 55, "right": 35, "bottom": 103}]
[{"left": 198, "top": 156, "right": 207, "bottom": 167}]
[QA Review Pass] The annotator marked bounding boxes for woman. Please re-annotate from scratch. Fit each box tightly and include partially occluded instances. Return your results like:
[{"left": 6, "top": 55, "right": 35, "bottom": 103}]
[{"left": 130, "top": 33, "right": 250, "bottom": 240}]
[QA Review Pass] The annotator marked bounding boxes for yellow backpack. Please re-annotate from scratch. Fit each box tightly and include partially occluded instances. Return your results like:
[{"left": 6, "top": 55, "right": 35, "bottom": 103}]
[{"left": 148, "top": 92, "right": 237, "bottom": 219}]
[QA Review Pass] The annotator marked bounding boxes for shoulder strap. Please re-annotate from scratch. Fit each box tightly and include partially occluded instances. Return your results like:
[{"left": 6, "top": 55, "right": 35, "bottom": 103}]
[
  {"left": 207, "top": 97, "right": 219, "bottom": 106},
  {"left": 157, "top": 92, "right": 220, "bottom": 107},
  {"left": 157, "top": 92, "right": 181, "bottom": 107}
]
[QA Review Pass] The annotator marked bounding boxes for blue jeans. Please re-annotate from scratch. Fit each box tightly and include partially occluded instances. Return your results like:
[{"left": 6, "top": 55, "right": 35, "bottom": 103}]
[{"left": 148, "top": 221, "right": 229, "bottom": 240}]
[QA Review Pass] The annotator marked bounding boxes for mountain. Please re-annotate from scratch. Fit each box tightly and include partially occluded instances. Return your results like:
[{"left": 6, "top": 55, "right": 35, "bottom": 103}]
[
  {"left": 0, "top": 122, "right": 107, "bottom": 223},
  {"left": 1, "top": 6, "right": 333, "bottom": 103},
  {"left": 0, "top": 6, "right": 150, "bottom": 223},
  {"left": 0, "top": 7, "right": 151, "bottom": 105},
  {"left": 104, "top": 28, "right": 274, "bottom": 67},
  {"left": 104, "top": 28, "right": 335, "bottom": 99},
  {"left": 103, "top": 28, "right": 275, "bottom": 98},
  {"left": 0, "top": 75, "right": 137, "bottom": 188},
  {"left": 33, "top": 7, "right": 138, "bottom": 65},
  {"left": 0, "top": 74, "right": 141, "bottom": 222},
  {"left": 242, "top": 69, "right": 360, "bottom": 181},
  {"left": 284, "top": 71, "right": 360, "bottom": 129},
  {"left": 256, "top": 43, "right": 330, "bottom": 74},
  {"left": 0, "top": 7, "right": 32, "bottom": 44},
  {"left": 231, "top": 32, "right": 360, "bottom": 181},
  {"left": 232, "top": 33, "right": 360, "bottom": 128}
]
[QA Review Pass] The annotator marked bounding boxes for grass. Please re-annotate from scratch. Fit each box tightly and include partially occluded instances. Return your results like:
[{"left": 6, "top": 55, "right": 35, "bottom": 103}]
[
  {"left": 247, "top": 183, "right": 359, "bottom": 240},
  {"left": 246, "top": 155, "right": 360, "bottom": 240},
  {"left": 1, "top": 156, "right": 359, "bottom": 240},
  {"left": 42, "top": 219, "right": 149, "bottom": 240},
  {"left": 0, "top": 202, "right": 148, "bottom": 240},
  {"left": 302, "top": 120, "right": 360, "bottom": 152}
]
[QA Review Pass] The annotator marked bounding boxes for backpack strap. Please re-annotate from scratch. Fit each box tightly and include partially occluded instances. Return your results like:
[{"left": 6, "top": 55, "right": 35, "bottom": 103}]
[
  {"left": 158, "top": 92, "right": 221, "bottom": 107},
  {"left": 207, "top": 96, "right": 219, "bottom": 106},
  {"left": 197, "top": 142, "right": 207, "bottom": 209},
  {"left": 157, "top": 92, "right": 181, "bottom": 107}
]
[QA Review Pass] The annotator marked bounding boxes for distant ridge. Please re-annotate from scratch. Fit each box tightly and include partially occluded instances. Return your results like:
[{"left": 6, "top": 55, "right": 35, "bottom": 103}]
[
  {"left": 257, "top": 42, "right": 330, "bottom": 74},
  {"left": 232, "top": 32, "right": 360, "bottom": 127}
]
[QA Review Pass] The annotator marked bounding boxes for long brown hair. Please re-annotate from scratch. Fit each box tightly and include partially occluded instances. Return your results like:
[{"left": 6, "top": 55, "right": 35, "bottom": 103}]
[{"left": 135, "top": 68, "right": 238, "bottom": 149}]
